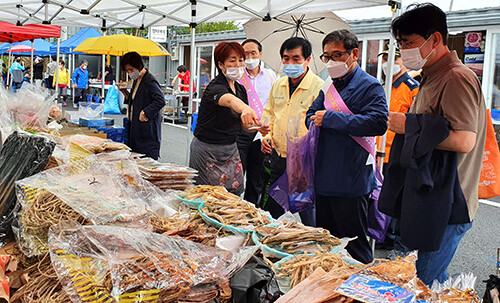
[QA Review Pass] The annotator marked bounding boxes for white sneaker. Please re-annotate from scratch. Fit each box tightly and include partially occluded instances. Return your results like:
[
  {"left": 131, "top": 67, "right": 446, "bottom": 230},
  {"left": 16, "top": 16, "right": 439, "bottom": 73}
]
[{"left": 73, "top": 103, "right": 78, "bottom": 109}]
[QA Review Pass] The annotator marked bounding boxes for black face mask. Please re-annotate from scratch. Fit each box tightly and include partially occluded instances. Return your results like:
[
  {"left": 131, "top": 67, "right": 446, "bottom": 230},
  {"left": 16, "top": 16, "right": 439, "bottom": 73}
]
[{"left": 16, "top": 59, "right": 20, "bottom": 62}]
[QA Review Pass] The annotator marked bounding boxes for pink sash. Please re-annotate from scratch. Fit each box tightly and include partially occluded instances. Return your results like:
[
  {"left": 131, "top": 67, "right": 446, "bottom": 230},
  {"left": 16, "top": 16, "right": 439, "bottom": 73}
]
[
  {"left": 239, "top": 69, "right": 264, "bottom": 120},
  {"left": 324, "top": 83, "right": 376, "bottom": 161}
]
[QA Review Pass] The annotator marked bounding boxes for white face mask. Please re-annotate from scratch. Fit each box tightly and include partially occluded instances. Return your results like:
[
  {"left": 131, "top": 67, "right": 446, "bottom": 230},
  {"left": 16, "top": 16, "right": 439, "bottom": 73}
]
[
  {"left": 400, "top": 36, "right": 434, "bottom": 70},
  {"left": 224, "top": 67, "right": 245, "bottom": 81},
  {"left": 82, "top": 65, "right": 87, "bottom": 70},
  {"left": 59, "top": 64, "right": 63, "bottom": 69},
  {"left": 244, "top": 58, "right": 260, "bottom": 70},
  {"left": 325, "top": 53, "right": 354, "bottom": 79},
  {"left": 129, "top": 70, "right": 140, "bottom": 80},
  {"left": 382, "top": 62, "right": 401, "bottom": 77}
]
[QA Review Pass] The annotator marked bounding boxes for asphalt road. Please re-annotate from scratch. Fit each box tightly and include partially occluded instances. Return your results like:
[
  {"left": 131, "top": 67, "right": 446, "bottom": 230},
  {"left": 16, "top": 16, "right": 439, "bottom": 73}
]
[{"left": 108, "top": 114, "right": 500, "bottom": 296}]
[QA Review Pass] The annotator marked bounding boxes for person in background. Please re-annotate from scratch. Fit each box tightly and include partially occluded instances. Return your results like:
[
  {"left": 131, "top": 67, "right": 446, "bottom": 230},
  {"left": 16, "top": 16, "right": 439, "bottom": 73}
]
[
  {"left": 237, "top": 38, "right": 277, "bottom": 205},
  {"left": 171, "top": 65, "right": 193, "bottom": 117},
  {"left": 53, "top": 60, "right": 70, "bottom": 106},
  {"left": 98, "top": 62, "right": 114, "bottom": 84},
  {"left": 376, "top": 44, "right": 419, "bottom": 252},
  {"left": 200, "top": 67, "right": 211, "bottom": 91},
  {"left": 119, "top": 52, "right": 165, "bottom": 160},
  {"left": 23, "top": 67, "right": 31, "bottom": 83},
  {"left": 387, "top": 3, "right": 486, "bottom": 285},
  {"left": 377, "top": 44, "right": 419, "bottom": 166},
  {"left": 190, "top": 41, "right": 269, "bottom": 195},
  {"left": 9, "top": 57, "right": 25, "bottom": 92},
  {"left": 46, "top": 55, "right": 57, "bottom": 91},
  {"left": 261, "top": 37, "right": 323, "bottom": 225},
  {"left": 1, "top": 64, "right": 7, "bottom": 87},
  {"left": 306, "top": 30, "right": 388, "bottom": 264},
  {"left": 73, "top": 60, "right": 89, "bottom": 108},
  {"left": 33, "top": 56, "right": 44, "bottom": 87}
]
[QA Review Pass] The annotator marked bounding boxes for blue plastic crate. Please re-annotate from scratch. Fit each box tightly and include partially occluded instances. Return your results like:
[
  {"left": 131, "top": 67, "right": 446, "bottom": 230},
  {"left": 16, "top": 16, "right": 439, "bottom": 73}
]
[
  {"left": 79, "top": 117, "right": 114, "bottom": 127},
  {"left": 96, "top": 125, "right": 125, "bottom": 143}
]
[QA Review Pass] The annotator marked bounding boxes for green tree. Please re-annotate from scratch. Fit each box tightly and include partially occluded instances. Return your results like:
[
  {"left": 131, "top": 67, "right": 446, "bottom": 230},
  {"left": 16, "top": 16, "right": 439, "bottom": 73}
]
[{"left": 172, "top": 21, "right": 239, "bottom": 35}]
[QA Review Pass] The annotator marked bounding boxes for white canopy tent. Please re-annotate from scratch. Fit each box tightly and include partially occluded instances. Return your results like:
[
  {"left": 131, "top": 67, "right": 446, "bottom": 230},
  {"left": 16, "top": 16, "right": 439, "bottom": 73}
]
[{"left": 0, "top": 0, "right": 399, "bottom": 166}]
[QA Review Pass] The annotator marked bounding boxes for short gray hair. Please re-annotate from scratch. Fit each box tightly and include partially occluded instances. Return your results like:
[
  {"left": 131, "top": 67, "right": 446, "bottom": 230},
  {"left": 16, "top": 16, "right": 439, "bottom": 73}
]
[{"left": 322, "top": 30, "right": 359, "bottom": 52}]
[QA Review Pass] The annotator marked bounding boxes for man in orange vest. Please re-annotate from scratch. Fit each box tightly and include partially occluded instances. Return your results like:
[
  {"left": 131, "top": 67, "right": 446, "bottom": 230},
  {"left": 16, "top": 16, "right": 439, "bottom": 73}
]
[
  {"left": 377, "top": 44, "right": 419, "bottom": 252},
  {"left": 378, "top": 44, "right": 419, "bottom": 164}
]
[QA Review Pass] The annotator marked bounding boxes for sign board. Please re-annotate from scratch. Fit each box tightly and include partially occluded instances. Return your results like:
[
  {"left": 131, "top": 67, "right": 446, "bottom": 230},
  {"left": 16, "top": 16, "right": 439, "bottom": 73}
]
[
  {"left": 149, "top": 26, "right": 167, "bottom": 43},
  {"left": 464, "top": 53, "right": 484, "bottom": 64}
]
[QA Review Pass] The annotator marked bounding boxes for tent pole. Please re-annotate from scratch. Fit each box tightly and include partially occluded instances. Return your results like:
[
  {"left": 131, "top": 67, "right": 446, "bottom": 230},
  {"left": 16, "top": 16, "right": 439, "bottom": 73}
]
[
  {"left": 186, "top": 0, "right": 197, "bottom": 166},
  {"left": 378, "top": 1, "right": 401, "bottom": 173},
  {"left": 30, "top": 40, "right": 34, "bottom": 83},
  {"left": 6, "top": 43, "right": 12, "bottom": 88},
  {"left": 102, "top": 30, "right": 106, "bottom": 110},
  {"left": 71, "top": 51, "right": 75, "bottom": 103},
  {"left": 102, "top": 54, "right": 105, "bottom": 102},
  {"left": 116, "top": 56, "right": 120, "bottom": 83},
  {"left": 55, "top": 38, "right": 60, "bottom": 105}
]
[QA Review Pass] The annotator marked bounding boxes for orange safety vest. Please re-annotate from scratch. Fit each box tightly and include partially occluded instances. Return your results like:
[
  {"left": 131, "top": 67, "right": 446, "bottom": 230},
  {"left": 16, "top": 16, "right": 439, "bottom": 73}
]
[{"left": 378, "top": 72, "right": 419, "bottom": 163}]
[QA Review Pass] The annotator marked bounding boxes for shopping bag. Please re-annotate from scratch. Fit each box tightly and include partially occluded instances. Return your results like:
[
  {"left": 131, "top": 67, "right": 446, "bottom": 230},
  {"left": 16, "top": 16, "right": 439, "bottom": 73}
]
[
  {"left": 268, "top": 123, "right": 319, "bottom": 213},
  {"left": 367, "top": 165, "right": 391, "bottom": 242},
  {"left": 103, "top": 85, "right": 121, "bottom": 114},
  {"left": 479, "top": 110, "right": 500, "bottom": 199}
]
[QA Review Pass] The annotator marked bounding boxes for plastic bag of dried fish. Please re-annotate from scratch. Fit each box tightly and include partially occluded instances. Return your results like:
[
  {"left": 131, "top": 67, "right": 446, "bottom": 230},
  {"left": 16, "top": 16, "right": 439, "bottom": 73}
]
[
  {"left": 431, "top": 272, "right": 480, "bottom": 302},
  {"left": 48, "top": 223, "right": 257, "bottom": 303},
  {"left": 12, "top": 157, "right": 160, "bottom": 257}
]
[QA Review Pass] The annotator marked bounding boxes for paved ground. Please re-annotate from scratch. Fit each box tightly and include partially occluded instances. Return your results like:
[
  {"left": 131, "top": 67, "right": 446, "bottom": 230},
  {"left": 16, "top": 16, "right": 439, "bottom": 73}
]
[{"left": 107, "top": 114, "right": 500, "bottom": 296}]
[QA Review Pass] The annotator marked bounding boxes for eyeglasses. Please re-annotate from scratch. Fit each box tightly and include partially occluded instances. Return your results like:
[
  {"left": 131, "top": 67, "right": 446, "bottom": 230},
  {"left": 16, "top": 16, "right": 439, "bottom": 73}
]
[
  {"left": 320, "top": 50, "right": 351, "bottom": 63},
  {"left": 397, "top": 38, "right": 422, "bottom": 49}
]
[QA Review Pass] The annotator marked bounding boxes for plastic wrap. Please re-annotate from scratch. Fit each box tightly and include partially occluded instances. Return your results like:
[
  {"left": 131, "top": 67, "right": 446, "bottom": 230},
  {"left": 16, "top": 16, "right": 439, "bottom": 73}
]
[
  {"left": 268, "top": 122, "right": 319, "bottom": 213},
  {"left": 13, "top": 157, "right": 149, "bottom": 256},
  {"left": 68, "top": 102, "right": 104, "bottom": 121},
  {"left": 62, "top": 134, "right": 129, "bottom": 154},
  {"left": 0, "top": 87, "right": 14, "bottom": 140},
  {"left": 48, "top": 224, "right": 257, "bottom": 303},
  {"left": 14, "top": 144, "right": 185, "bottom": 256},
  {"left": 7, "top": 83, "right": 54, "bottom": 132},
  {"left": 333, "top": 253, "right": 436, "bottom": 302},
  {"left": 0, "top": 131, "right": 55, "bottom": 246},
  {"left": 431, "top": 272, "right": 480, "bottom": 302},
  {"left": 137, "top": 158, "right": 197, "bottom": 179}
]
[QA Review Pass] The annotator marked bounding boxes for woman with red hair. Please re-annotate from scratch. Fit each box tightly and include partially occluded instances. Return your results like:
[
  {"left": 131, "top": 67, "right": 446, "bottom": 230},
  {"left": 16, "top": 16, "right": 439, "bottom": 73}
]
[{"left": 190, "top": 41, "right": 269, "bottom": 195}]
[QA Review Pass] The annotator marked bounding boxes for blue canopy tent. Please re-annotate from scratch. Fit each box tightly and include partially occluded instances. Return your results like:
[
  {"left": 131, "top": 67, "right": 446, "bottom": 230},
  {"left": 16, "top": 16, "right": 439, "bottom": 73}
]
[
  {"left": 49, "top": 27, "right": 102, "bottom": 54},
  {"left": 48, "top": 28, "right": 102, "bottom": 103},
  {"left": 0, "top": 39, "right": 55, "bottom": 56}
]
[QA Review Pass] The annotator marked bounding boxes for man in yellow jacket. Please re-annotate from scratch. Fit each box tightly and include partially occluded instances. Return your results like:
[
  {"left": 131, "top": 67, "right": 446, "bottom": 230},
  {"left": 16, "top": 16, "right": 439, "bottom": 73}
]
[
  {"left": 261, "top": 37, "right": 324, "bottom": 225},
  {"left": 53, "top": 60, "right": 70, "bottom": 106}
]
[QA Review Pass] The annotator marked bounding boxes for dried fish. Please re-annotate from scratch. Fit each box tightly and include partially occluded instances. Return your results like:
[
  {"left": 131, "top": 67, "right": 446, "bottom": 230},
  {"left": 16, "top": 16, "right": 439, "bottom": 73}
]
[
  {"left": 200, "top": 199, "right": 271, "bottom": 229},
  {"left": 150, "top": 212, "right": 220, "bottom": 246},
  {"left": 182, "top": 185, "right": 241, "bottom": 201},
  {"left": 255, "top": 221, "right": 341, "bottom": 254}
]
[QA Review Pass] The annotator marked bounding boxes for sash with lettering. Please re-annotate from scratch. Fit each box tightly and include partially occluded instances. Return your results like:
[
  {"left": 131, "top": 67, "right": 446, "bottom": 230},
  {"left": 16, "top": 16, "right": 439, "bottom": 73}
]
[
  {"left": 239, "top": 69, "right": 264, "bottom": 120},
  {"left": 324, "top": 82, "right": 390, "bottom": 242}
]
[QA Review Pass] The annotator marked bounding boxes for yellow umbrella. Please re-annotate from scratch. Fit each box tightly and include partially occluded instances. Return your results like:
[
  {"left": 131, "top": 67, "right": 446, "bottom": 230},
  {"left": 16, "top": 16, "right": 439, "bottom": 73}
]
[{"left": 73, "top": 34, "right": 170, "bottom": 57}]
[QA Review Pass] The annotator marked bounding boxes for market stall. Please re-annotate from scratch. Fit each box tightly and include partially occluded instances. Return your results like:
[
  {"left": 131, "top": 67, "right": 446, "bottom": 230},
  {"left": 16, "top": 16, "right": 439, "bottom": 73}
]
[
  {"left": 0, "top": 22, "right": 61, "bottom": 84},
  {"left": 0, "top": 1, "right": 496, "bottom": 302}
]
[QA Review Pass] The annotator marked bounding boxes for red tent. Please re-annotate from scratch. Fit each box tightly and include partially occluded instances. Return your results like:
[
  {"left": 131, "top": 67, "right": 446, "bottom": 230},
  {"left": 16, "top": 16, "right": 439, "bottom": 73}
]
[{"left": 0, "top": 21, "right": 60, "bottom": 43}]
